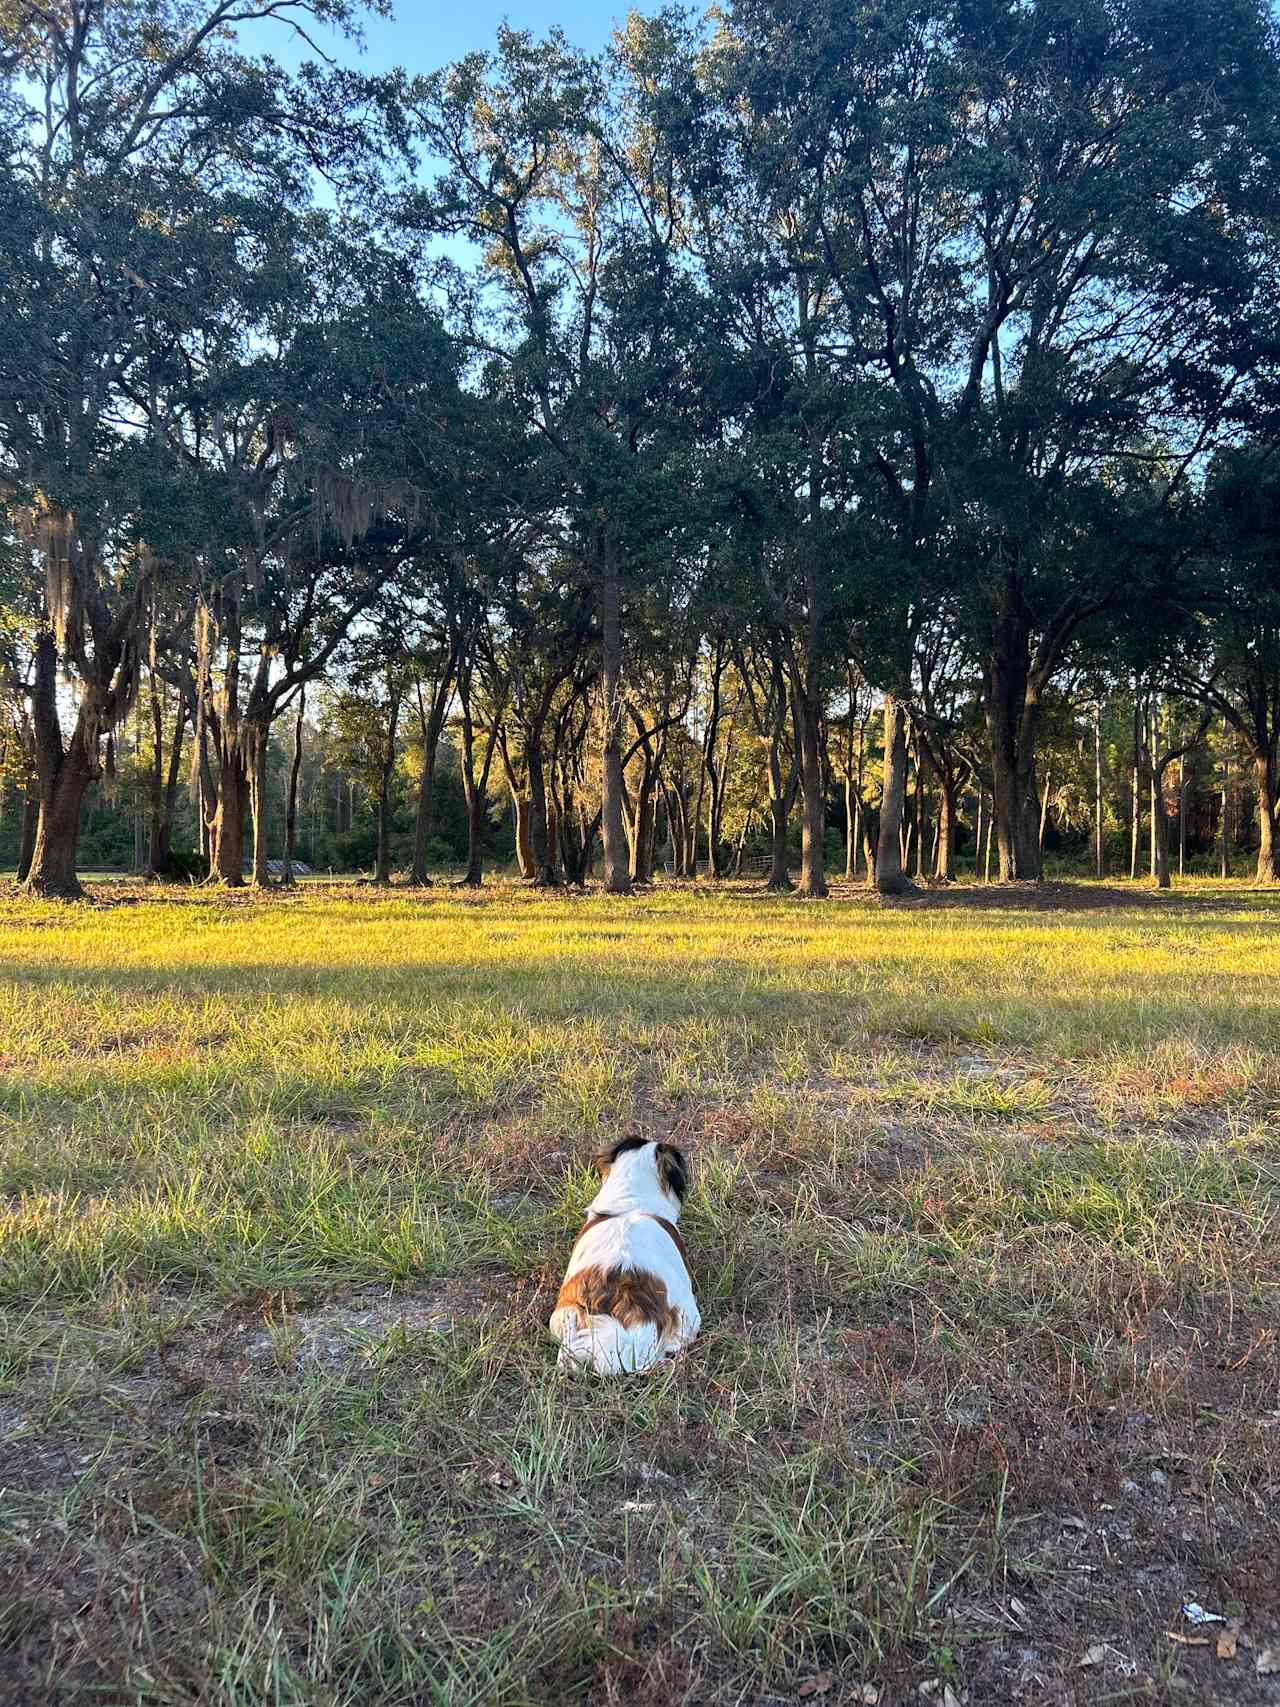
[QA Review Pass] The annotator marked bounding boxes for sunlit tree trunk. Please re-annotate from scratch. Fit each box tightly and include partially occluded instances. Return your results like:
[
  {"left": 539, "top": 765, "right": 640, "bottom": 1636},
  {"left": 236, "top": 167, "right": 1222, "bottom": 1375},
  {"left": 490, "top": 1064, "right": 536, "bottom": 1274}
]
[
  {"left": 410, "top": 661, "right": 455, "bottom": 886},
  {"left": 247, "top": 726, "right": 271, "bottom": 887},
  {"left": 281, "top": 691, "right": 305, "bottom": 887},
  {"left": 875, "top": 694, "right": 912, "bottom": 896},
  {"left": 24, "top": 632, "right": 98, "bottom": 899},
  {"left": 1254, "top": 753, "right": 1280, "bottom": 883}
]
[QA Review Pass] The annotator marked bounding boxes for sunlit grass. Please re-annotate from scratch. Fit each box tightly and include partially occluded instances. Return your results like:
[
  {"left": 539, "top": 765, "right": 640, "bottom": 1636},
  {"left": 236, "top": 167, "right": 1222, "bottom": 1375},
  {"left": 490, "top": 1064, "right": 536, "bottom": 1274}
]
[{"left": 1, "top": 876, "right": 1278, "bottom": 1703}]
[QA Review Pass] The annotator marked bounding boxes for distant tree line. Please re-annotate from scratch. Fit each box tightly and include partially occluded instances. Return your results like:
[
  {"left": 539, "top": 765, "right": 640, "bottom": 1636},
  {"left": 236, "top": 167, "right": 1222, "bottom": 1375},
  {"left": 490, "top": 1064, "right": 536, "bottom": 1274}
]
[{"left": 3, "top": 0, "right": 1280, "bottom": 897}]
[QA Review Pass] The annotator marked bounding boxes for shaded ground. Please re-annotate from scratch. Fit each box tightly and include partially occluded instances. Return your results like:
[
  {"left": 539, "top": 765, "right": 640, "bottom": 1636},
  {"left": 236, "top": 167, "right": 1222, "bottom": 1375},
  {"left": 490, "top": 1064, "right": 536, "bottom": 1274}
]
[{"left": 1, "top": 878, "right": 1278, "bottom": 1705}]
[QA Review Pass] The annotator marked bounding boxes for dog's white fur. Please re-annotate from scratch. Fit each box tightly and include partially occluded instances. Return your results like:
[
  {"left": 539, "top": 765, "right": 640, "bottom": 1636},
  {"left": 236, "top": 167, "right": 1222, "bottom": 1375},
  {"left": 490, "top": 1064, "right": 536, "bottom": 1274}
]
[{"left": 550, "top": 1140, "right": 699, "bottom": 1375}]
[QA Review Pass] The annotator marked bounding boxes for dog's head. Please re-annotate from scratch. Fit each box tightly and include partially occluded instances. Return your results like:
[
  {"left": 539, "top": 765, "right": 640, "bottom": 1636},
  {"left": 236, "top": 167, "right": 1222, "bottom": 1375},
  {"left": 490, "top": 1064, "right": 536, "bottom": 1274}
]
[{"left": 596, "top": 1135, "right": 690, "bottom": 1205}]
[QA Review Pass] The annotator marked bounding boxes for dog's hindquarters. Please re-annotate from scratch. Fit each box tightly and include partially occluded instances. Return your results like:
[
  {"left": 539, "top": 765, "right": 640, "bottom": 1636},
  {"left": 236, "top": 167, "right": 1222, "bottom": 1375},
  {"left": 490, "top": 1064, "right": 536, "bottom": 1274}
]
[
  {"left": 551, "top": 1202, "right": 699, "bottom": 1376},
  {"left": 550, "top": 1305, "right": 670, "bottom": 1375}
]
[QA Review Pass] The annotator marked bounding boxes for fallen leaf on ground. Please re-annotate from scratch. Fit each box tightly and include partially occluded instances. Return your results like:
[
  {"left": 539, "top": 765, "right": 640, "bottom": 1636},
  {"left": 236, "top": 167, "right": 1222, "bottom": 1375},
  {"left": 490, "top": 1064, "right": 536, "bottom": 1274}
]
[
  {"left": 1257, "top": 1648, "right": 1279, "bottom": 1676},
  {"left": 1217, "top": 1628, "right": 1238, "bottom": 1660},
  {"left": 797, "top": 1673, "right": 834, "bottom": 1698}
]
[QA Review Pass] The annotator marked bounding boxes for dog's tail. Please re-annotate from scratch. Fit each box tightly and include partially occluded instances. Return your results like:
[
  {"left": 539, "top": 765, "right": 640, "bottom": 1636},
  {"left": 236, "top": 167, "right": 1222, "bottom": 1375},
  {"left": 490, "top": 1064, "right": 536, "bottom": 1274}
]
[{"left": 552, "top": 1310, "right": 667, "bottom": 1376}]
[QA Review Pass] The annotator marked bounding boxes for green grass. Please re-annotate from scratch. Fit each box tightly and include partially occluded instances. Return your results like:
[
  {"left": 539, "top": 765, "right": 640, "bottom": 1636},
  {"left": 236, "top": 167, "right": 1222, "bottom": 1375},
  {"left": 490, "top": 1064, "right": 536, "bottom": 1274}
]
[{"left": 1, "top": 876, "right": 1278, "bottom": 1705}]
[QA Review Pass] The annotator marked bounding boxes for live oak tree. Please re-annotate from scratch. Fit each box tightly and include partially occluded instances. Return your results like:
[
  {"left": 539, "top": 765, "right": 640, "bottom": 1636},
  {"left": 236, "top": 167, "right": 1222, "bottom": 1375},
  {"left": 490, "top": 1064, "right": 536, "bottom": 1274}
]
[
  {"left": 1162, "top": 451, "right": 1280, "bottom": 885},
  {"left": 711, "top": 0, "right": 1280, "bottom": 885},
  {"left": 411, "top": 16, "right": 713, "bottom": 896},
  {"left": 156, "top": 230, "right": 469, "bottom": 885},
  {"left": 494, "top": 551, "right": 593, "bottom": 888},
  {"left": 0, "top": 0, "right": 400, "bottom": 894}
]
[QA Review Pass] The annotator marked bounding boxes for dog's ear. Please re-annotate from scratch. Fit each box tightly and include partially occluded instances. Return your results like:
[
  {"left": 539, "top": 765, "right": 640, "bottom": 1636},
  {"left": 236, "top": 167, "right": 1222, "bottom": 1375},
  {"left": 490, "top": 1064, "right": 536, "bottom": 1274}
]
[
  {"left": 594, "top": 1134, "right": 647, "bottom": 1175},
  {"left": 655, "top": 1142, "right": 689, "bottom": 1202}
]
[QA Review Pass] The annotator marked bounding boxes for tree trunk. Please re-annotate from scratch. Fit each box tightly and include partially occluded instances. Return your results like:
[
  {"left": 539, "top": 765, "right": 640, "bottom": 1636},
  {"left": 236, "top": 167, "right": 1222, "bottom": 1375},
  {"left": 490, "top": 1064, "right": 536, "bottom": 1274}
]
[
  {"left": 1014, "top": 722, "right": 1043, "bottom": 878},
  {"left": 990, "top": 716, "right": 1018, "bottom": 881},
  {"left": 1220, "top": 745, "right": 1230, "bottom": 878},
  {"left": 630, "top": 761, "right": 656, "bottom": 884},
  {"left": 643, "top": 786, "right": 658, "bottom": 882},
  {"left": 933, "top": 775, "right": 957, "bottom": 880},
  {"left": 576, "top": 805, "right": 601, "bottom": 885},
  {"left": 281, "top": 691, "right": 305, "bottom": 887},
  {"left": 147, "top": 676, "right": 165, "bottom": 877},
  {"left": 527, "top": 738, "right": 558, "bottom": 886},
  {"left": 1153, "top": 762, "right": 1172, "bottom": 889},
  {"left": 984, "top": 593, "right": 1044, "bottom": 881},
  {"left": 196, "top": 715, "right": 215, "bottom": 870},
  {"left": 373, "top": 688, "right": 400, "bottom": 887},
  {"left": 17, "top": 793, "right": 38, "bottom": 883},
  {"left": 1094, "top": 703, "right": 1105, "bottom": 879},
  {"left": 671, "top": 785, "right": 691, "bottom": 878},
  {"left": 974, "top": 789, "right": 984, "bottom": 882},
  {"left": 147, "top": 690, "right": 186, "bottom": 879},
  {"left": 767, "top": 787, "right": 792, "bottom": 892},
  {"left": 410, "top": 664, "right": 454, "bottom": 886},
  {"left": 1149, "top": 700, "right": 1159, "bottom": 881},
  {"left": 875, "top": 694, "right": 913, "bottom": 896},
  {"left": 510, "top": 787, "right": 534, "bottom": 879},
  {"left": 912, "top": 738, "right": 926, "bottom": 880},
  {"left": 842, "top": 679, "right": 857, "bottom": 882},
  {"left": 1254, "top": 751, "right": 1280, "bottom": 883},
  {"left": 457, "top": 657, "right": 499, "bottom": 890},
  {"left": 1177, "top": 754, "right": 1186, "bottom": 878},
  {"left": 24, "top": 633, "right": 97, "bottom": 899},
  {"left": 25, "top": 745, "right": 94, "bottom": 897},
  {"left": 1130, "top": 700, "right": 1142, "bottom": 880},
  {"left": 791, "top": 678, "right": 827, "bottom": 898},
  {"left": 547, "top": 790, "right": 560, "bottom": 876},
  {"left": 860, "top": 817, "right": 878, "bottom": 884},
  {"left": 599, "top": 542, "right": 631, "bottom": 895},
  {"left": 464, "top": 792, "right": 486, "bottom": 886},
  {"left": 692, "top": 742, "right": 709, "bottom": 878},
  {"left": 705, "top": 769, "right": 724, "bottom": 880},
  {"left": 211, "top": 753, "right": 248, "bottom": 884},
  {"left": 246, "top": 726, "right": 272, "bottom": 887}
]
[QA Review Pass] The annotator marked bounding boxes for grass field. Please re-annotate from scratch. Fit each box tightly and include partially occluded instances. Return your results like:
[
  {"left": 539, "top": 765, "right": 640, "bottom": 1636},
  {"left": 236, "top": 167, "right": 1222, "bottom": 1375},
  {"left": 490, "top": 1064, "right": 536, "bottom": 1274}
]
[{"left": 1, "top": 877, "right": 1278, "bottom": 1706}]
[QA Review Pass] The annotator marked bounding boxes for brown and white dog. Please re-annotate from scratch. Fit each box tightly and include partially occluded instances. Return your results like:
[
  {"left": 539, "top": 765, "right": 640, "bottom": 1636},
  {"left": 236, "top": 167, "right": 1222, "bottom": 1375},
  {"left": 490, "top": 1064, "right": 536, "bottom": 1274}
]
[{"left": 550, "top": 1136, "right": 699, "bottom": 1375}]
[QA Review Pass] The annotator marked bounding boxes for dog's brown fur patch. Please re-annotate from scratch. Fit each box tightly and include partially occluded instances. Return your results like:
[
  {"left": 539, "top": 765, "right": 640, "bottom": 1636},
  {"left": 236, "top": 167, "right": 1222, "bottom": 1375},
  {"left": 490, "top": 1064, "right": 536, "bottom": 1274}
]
[{"left": 555, "top": 1263, "right": 679, "bottom": 1336}]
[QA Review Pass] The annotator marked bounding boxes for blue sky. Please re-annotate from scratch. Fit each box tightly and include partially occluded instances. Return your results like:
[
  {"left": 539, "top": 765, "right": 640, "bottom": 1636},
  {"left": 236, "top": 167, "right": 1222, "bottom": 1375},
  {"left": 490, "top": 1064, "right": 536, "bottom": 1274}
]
[{"left": 245, "top": 1, "right": 625, "bottom": 77}]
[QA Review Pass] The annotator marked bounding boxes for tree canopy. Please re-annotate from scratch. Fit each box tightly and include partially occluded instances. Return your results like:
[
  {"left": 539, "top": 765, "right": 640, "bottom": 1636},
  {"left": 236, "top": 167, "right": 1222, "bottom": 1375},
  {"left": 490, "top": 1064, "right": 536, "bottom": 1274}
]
[{"left": 5, "top": 0, "right": 1280, "bottom": 893}]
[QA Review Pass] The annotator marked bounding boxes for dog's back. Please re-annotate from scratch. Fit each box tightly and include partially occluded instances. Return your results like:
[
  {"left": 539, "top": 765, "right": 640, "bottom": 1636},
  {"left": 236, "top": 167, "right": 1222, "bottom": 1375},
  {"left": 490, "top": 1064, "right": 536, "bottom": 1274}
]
[
  {"left": 551, "top": 1209, "right": 698, "bottom": 1374},
  {"left": 550, "top": 1139, "right": 699, "bottom": 1376}
]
